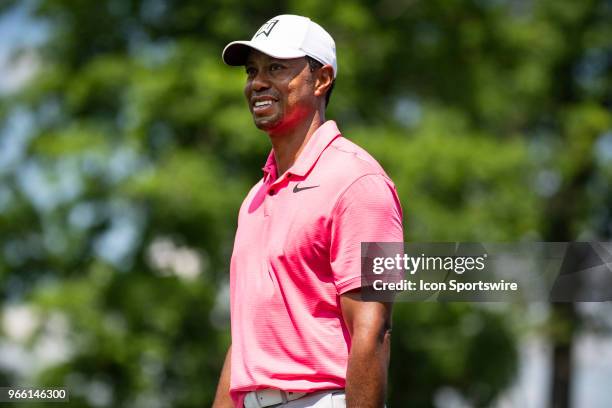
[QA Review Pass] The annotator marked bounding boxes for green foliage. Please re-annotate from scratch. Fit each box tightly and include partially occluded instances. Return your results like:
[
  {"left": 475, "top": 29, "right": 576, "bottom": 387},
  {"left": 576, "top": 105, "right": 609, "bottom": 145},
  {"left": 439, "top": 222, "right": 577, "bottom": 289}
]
[
  {"left": 390, "top": 303, "right": 518, "bottom": 407},
  {"left": 1, "top": 0, "right": 610, "bottom": 407}
]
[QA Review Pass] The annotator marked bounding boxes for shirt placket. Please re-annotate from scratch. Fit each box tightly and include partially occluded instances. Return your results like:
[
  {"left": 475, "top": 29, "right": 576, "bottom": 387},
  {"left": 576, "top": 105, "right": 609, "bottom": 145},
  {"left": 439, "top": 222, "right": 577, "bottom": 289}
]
[{"left": 261, "top": 174, "right": 290, "bottom": 280}]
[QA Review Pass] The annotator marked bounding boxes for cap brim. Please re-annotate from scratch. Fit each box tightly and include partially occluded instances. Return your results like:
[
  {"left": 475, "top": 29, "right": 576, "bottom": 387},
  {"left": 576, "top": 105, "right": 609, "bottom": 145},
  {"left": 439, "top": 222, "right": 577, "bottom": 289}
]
[{"left": 222, "top": 40, "right": 307, "bottom": 66}]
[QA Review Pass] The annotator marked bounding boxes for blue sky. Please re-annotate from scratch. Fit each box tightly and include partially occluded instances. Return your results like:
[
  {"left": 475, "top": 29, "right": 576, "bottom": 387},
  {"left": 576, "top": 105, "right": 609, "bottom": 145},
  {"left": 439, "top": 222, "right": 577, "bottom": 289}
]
[{"left": 0, "top": 2, "right": 47, "bottom": 93}]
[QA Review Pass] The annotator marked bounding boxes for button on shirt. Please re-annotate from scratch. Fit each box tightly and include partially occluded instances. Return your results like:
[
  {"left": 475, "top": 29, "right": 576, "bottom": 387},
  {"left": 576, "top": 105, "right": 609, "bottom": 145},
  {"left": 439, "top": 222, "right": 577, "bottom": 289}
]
[{"left": 229, "top": 120, "right": 404, "bottom": 407}]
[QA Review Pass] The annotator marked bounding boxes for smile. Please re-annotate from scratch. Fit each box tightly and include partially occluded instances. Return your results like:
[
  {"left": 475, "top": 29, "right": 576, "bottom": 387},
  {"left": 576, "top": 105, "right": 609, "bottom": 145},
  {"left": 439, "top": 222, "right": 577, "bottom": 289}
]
[{"left": 252, "top": 99, "right": 277, "bottom": 114}]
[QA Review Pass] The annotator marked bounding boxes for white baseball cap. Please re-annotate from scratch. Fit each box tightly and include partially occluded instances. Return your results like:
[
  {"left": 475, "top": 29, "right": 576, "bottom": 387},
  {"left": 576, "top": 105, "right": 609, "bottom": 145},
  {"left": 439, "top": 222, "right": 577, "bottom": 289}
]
[{"left": 222, "top": 14, "right": 337, "bottom": 78}]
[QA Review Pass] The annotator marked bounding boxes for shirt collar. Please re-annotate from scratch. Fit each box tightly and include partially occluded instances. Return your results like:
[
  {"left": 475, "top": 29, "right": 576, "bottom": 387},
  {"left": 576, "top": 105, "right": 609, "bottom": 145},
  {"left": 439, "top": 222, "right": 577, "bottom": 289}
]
[
  {"left": 261, "top": 149, "right": 278, "bottom": 183},
  {"left": 291, "top": 120, "right": 341, "bottom": 176},
  {"left": 261, "top": 120, "right": 342, "bottom": 180}
]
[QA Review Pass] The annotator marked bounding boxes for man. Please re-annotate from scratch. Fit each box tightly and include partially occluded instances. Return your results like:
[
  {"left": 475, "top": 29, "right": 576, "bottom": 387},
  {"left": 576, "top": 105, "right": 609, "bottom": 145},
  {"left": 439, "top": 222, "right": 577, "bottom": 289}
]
[{"left": 213, "top": 15, "right": 403, "bottom": 408}]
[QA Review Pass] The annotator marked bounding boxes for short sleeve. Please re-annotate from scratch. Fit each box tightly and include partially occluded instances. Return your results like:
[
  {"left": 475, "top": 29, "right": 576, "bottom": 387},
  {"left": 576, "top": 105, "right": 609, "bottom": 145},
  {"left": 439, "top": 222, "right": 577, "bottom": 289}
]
[{"left": 330, "top": 174, "right": 404, "bottom": 294}]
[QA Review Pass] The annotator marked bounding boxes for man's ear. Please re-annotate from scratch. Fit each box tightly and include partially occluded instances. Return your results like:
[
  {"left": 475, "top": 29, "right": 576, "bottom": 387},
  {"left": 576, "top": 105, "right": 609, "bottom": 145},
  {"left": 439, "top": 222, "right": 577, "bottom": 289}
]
[{"left": 314, "top": 65, "right": 334, "bottom": 97}]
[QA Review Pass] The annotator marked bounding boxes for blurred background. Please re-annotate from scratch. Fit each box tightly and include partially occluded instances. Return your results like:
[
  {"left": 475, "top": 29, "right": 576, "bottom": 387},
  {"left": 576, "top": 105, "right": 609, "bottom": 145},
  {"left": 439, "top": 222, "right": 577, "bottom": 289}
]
[{"left": 0, "top": 0, "right": 611, "bottom": 407}]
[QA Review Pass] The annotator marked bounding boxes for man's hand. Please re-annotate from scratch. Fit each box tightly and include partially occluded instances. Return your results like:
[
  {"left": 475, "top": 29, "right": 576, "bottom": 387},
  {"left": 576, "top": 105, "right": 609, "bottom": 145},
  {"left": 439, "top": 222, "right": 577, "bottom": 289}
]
[
  {"left": 341, "top": 291, "right": 392, "bottom": 408},
  {"left": 212, "top": 345, "right": 234, "bottom": 408}
]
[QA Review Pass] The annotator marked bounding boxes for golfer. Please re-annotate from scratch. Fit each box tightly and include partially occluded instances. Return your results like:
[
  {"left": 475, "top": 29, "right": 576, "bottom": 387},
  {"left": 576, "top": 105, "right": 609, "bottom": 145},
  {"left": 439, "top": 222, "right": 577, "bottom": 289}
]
[{"left": 213, "top": 14, "right": 403, "bottom": 408}]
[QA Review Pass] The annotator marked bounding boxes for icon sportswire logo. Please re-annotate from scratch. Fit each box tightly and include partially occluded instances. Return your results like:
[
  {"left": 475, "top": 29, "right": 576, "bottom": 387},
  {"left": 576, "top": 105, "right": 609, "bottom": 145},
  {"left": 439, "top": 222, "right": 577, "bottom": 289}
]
[
  {"left": 255, "top": 19, "right": 279, "bottom": 38},
  {"left": 293, "top": 184, "right": 320, "bottom": 193}
]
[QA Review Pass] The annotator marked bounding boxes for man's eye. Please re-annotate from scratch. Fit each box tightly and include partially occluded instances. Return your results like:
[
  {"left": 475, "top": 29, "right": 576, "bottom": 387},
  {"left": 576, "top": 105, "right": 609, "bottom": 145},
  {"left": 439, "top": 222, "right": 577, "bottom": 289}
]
[
  {"left": 270, "top": 64, "right": 283, "bottom": 71},
  {"left": 246, "top": 67, "right": 256, "bottom": 76}
]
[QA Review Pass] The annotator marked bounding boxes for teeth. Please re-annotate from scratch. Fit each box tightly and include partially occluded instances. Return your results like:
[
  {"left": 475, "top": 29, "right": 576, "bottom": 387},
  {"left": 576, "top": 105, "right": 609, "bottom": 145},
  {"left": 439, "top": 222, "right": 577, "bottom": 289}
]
[{"left": 254, "top": 100, "right": 273, "bottom": 107}]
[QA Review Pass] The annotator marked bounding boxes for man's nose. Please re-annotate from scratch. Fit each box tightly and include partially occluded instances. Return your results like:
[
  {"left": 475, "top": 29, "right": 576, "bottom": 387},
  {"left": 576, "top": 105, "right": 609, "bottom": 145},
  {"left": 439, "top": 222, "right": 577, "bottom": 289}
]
[{"left": 250, "top": 71, "right": 271, "bottom": 91}]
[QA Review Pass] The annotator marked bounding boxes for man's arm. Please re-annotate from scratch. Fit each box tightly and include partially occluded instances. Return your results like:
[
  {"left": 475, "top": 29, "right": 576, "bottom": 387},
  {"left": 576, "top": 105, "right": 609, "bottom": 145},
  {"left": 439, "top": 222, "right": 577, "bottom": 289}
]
[
  {"left": 212, "top": 344, "right": 233, "bottom": 408},
  {"left": 341, "top": 291, "right": 392, "bottom": 408}
]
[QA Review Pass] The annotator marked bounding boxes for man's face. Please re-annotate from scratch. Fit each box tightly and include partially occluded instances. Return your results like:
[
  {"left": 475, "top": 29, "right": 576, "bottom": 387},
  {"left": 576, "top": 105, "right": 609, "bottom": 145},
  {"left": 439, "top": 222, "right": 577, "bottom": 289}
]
[{"left": 244, "top": 50, "right": 316, "bottom": 134}]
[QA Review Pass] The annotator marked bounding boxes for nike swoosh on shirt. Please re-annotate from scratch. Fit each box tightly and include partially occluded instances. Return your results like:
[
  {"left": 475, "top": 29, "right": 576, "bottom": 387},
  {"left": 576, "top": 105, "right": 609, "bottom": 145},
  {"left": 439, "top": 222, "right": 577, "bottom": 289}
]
[{"left": 293, "top": 184, "right": 320, "bottom": 193}]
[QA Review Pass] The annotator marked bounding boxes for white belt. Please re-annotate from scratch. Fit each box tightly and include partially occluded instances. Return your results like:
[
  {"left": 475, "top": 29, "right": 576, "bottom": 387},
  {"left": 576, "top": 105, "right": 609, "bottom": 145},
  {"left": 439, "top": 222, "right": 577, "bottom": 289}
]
[{"left": 243, "top": 389, "right": 308, "bottom": 408}]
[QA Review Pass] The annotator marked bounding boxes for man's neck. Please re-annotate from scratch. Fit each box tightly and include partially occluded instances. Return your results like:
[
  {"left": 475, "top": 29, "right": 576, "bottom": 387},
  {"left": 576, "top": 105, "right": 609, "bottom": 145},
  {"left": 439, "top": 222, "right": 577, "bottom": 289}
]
[{"left": 268, "top": 110, "right": 325, "bottom": 177}]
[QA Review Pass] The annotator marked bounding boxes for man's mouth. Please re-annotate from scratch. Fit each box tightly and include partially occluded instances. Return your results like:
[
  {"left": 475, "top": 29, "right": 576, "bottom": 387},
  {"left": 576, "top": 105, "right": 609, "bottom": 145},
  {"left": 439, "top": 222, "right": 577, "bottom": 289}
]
[{"left": 252, "top": 98, "right": 277, "bottom": 114}]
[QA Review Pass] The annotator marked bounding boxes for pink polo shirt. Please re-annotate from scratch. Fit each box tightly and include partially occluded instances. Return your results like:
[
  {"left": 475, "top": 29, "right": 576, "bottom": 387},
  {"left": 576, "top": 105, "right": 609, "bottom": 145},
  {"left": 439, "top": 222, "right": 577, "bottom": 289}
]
[{"left": 229, "top": 120, "right": 403, "bottom": 407}]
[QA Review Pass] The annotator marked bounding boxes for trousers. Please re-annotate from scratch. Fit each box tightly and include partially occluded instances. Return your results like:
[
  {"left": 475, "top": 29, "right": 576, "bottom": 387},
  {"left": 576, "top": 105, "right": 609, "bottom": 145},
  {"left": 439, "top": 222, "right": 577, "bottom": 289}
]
[{"left": 257, "top": 390, "right": 346, "bottom": 408}]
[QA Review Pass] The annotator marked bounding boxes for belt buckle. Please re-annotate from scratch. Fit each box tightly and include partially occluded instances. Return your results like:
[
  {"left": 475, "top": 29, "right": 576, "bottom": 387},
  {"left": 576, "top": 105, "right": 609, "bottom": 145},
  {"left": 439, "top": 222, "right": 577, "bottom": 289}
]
[{"left": 244, "top": 389, "right": 307, "bottom": 408}]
